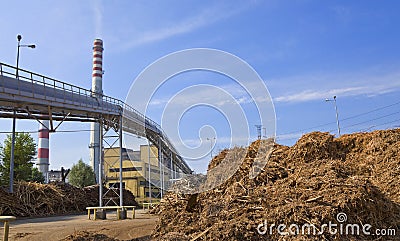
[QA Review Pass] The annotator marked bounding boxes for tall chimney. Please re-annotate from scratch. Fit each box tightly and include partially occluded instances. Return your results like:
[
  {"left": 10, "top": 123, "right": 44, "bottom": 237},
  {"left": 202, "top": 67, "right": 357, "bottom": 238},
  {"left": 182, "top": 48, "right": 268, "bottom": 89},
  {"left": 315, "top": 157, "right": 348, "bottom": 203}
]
[
  {"left": 89, "top": 39, "right": 103, "bottom": 183},
  {"left": 37, "top": 119, "right": 50, "bottom": 181}
]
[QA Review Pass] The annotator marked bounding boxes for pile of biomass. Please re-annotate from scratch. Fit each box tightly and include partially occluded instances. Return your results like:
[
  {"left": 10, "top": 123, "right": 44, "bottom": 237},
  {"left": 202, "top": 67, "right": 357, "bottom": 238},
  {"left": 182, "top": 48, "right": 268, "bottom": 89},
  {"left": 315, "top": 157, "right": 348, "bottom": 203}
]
[
  {"left": 0, "top": 182, "right": 138, "bottom": 217},
  {"left": 61, "top": 231, "right": 117, "bottom": 241},
  {"left": 83, "top": 184, "right": 139, "bottom": 207},
  {"left": 153, "top": 129, "right": 400, "bottom": 241},
  {"left": 61, "top": 231, "right": 152, "bottom": 241},
  {"left": 62, "top": 231, "right": 188, "bottom": 241}
]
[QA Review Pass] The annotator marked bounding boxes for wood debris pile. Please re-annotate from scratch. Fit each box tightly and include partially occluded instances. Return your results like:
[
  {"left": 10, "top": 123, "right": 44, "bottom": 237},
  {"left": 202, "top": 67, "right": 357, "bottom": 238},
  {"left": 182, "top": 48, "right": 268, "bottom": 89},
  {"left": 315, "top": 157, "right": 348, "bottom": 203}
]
[
  {"left": 0, "top": 182, "right": 137, "bottom": 217},
  {"left": 61, "top": 231, "right": 152, "bottom": 241},
  {"left": 153, "top": 129, "right": 400, "bottom": 240},
  {"left": 83, "top": 184, "right": 138, "bottom": 207},
  {"left": 61, "top": 231, "right": 117, "bottom": 241}
]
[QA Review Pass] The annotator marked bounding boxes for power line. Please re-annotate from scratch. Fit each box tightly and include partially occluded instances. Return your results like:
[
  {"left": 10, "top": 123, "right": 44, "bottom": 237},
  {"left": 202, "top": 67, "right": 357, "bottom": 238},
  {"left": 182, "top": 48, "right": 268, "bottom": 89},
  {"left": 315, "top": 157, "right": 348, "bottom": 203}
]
[
  {"left": 339, "top": 110, "right": 400, "bottom": 130},
  {"left": 0, "top": 129, "right": 94, "bottom": 134},
  {"left": 56, "top": 129, "right": 93, "bottom": 133},
  {"left": 373, "top": 118, "right": 400, "bottom": 128},
  {"left": 280, "top": 100, "right": 400, "bottom": 136},
  {"left": 277, "top": 100, "right": 400, "bottom": 142},
  {"left": 278, "top": 115, "right": 400, "bottom": 143},
  {"left": 279, "top": 121, "right": 336, "bottom": 136},
  {"left": 0, "top": 130, "right": 38, "bottom": 134},
  {"left": 341, "top": 100, "right": 400, "bottom": 122},
  {"left": 277, "top": 117, "right": 400, "bottom": 144}
]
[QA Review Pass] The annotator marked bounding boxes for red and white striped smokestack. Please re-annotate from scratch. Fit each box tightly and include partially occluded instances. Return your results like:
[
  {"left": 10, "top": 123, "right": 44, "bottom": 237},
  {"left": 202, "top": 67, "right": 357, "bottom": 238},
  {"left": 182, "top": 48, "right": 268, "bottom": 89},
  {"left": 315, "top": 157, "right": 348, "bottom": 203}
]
[
  {"left": 90, "top": 39, "right": 103, "bottom": 183},
  {"left": 37, "top": 120, "right": 50, "bottom": 175},
  {"left": 92, "top": 39, "right": 103, "bottom": 95}
]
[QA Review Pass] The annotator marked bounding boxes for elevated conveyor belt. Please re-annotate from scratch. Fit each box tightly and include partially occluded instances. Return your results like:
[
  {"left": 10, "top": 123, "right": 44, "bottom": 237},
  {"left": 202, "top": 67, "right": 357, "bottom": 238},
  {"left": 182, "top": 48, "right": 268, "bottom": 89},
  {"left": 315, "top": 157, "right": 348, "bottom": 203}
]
[{"left": 0, "top": 62, "right": 192, "bottom": 174}]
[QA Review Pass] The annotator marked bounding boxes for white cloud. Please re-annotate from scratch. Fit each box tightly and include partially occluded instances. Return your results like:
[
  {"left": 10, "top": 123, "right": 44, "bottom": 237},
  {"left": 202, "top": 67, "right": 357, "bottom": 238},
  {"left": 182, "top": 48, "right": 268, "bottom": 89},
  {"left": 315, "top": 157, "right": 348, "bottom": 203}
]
[
  {"left": 147, "top": 67, "right": 400, "bottom": 108},
  {"left": 179, "top": 135, "right": 252, "bottom": 147},
  {"left": 116, "top": 3, "right": 248, "bottom": 50},
  {"left": 274, "top": 86, "right": 364, "bottom": 103},
  {"left": 148, "top": 82, "right": 256, "bottom": 108},
  {"left": 149, "top": 86, "right": 231, "bottom": 107},
  {"left": 149, "top": 98, "right": 168, "bottom": 106},
  {"left": 273, "top": 69, "right": 400, "bottom": 103}
]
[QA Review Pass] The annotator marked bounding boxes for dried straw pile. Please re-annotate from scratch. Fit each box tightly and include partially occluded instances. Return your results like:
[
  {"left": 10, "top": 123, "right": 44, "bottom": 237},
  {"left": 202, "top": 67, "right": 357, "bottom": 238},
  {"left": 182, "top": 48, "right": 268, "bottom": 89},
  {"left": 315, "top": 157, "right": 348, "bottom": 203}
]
[
  {"left": 0, "top": 182, "right": 137, "bottom": 217},
  {"left": 153, "top": 129, "right": 400, "bottom": 241}
]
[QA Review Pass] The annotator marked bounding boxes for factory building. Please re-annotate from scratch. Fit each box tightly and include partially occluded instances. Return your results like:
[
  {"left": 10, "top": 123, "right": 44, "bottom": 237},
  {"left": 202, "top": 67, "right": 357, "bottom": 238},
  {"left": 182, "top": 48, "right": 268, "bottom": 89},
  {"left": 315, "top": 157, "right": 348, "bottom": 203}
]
[
  {"left": 47, "top": 168, "right": 69, "bottom": 183},
  {"left": 104, "top": 145, "right": 173, "bottom": 203},
  {"left": 48, "top": 170, "right": 63, "bottom": 182}
]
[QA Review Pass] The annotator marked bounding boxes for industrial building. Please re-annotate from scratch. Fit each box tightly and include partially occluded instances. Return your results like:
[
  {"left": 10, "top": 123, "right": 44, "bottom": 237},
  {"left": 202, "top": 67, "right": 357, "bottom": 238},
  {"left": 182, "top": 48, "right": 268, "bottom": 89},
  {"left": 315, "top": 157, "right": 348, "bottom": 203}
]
[
  {"left": 47, "top": 168, "right": 69, "bottom": 183},
  {"left": 104, "top": 145, "right": 177, "bottom": 203}
]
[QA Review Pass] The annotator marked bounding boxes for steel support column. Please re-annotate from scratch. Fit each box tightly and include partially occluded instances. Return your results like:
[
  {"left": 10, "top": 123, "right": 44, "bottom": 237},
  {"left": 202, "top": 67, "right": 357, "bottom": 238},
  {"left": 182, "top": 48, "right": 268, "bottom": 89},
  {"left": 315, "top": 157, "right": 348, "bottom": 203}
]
[
  {"left": 158, "top": 138, "right": 163, "bottom": 198},
  {"left": 170, "top": 152, "right": 173, "bottom": 179},
  {"left": 9, "top": 110, "right": 16, "bottom": 193},
  {"left": 119, "top": 117, "right": 123, "bottom": 207},
  {"left": 148, "top": 140, "right": 152, "bottom": 203},
  {"left": 99, "top": 120, "right": 103, "bottom": 207}
]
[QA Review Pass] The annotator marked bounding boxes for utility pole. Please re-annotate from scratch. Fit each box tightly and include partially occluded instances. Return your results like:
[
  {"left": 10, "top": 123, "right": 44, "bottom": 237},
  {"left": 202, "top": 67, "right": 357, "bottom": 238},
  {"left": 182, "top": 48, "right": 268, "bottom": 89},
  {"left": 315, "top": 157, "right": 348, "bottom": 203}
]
[
  {"left": 255, "top": 125, "right": 262, "bottom": 140},
  {"left": 206, "top": 137, "right": 216, "bottom": 159},
  {"left": 325, "top": 96, "right": 341, "bottom": 137}
]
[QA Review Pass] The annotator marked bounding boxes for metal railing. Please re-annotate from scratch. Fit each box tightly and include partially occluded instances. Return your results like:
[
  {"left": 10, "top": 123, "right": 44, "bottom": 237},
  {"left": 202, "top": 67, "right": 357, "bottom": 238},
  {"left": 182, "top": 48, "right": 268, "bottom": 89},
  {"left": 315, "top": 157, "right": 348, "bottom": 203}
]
[
  {"left": 0, "top": 62, "right": 153, "bottom": 125},
  {"left": 0, "top": 62, "right": 119, "bottom": 114},
  {"left": 0, "top": 62, "right": 191, "bottom": 173}
]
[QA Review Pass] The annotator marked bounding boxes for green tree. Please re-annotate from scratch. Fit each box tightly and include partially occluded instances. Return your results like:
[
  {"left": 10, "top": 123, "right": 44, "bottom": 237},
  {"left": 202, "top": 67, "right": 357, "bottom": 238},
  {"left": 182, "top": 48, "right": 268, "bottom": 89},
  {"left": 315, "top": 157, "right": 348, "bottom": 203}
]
[
  {"left": 29, "top": 167, "right": 45, "bottom": 183},
  {"left": 0, "top": 133, "right": 36, "bottom": 186},
  {"left": 68, "top": 159, "right": 96, "bottom": 188}
]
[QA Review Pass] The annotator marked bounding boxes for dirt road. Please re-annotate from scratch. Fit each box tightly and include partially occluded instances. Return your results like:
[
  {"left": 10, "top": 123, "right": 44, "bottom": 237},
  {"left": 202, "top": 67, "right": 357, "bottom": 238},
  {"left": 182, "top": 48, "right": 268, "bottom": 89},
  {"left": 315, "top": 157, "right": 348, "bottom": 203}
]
[{"left": 5, "top": 210, "right": 157, "bottom": 241}]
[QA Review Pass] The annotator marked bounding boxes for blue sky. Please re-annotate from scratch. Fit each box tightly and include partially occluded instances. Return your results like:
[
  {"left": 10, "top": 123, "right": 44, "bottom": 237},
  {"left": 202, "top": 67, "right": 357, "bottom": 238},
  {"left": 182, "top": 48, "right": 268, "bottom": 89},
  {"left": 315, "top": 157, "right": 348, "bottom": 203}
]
[{"left": 0, "top": 0, "right": 399, "bottom": 173}]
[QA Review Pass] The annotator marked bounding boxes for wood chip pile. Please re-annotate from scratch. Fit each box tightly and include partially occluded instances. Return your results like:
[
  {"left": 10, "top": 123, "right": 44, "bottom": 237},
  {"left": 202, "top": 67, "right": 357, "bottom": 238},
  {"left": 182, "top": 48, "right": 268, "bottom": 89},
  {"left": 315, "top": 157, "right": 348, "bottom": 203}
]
[
  {"left": 0, "top": 182, "right": 138, "bottom": 217},
  {"left": 61, "top": 231, "right": 118, "bottom": 241},
  {"left": 83, "top": 184, "right": 139, "bottom": 207},
  {"left": 61, "top": 231, "right": 154, "bottom": 241},
  {"left": 152, "top": 129, "right": 400, "bottom": 241}
]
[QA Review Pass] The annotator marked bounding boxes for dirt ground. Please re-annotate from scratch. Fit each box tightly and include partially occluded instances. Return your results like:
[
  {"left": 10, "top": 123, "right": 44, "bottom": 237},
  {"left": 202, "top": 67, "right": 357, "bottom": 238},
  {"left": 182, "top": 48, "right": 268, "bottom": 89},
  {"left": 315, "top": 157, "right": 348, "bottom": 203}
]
[{"left": 3, "top": 209, "right": 157, "bottom": 241}]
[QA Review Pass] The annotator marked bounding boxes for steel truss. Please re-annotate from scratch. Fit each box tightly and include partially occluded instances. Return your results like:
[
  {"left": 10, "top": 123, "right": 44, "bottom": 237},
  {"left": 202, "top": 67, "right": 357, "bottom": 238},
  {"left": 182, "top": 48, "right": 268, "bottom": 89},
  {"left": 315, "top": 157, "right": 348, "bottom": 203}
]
[{"left": 100, "top": 116, "right": 124, "bottom": 207}]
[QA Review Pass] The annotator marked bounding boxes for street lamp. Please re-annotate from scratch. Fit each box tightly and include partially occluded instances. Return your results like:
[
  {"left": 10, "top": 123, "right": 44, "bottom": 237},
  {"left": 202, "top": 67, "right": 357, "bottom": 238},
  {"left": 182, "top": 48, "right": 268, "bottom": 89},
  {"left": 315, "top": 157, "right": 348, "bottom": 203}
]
[
  {"left": 325, "top": 95, "right": 341, "bottom": 137},
  {"left": 206, "top": 137, "right": 216, "bottom": 159},
  {"left": 16, "top": 34, "right": 36, "bottom": 79},
  {"left": 10, "top": 35, "right": 36, "bottom": 193}
]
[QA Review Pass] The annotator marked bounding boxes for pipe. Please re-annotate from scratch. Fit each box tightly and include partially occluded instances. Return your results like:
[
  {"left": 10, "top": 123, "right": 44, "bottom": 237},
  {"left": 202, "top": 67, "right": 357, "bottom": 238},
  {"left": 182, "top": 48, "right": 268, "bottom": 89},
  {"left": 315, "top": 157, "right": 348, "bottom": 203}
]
[{"left": 9, "top": 110, "right": 16, "bottom": 193}]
